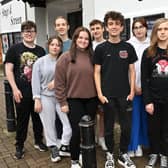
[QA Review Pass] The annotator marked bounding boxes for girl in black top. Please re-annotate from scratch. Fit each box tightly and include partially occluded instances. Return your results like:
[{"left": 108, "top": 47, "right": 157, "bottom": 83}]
[{"left": 141, "top": 18, "right": 168, "bottom": 168}]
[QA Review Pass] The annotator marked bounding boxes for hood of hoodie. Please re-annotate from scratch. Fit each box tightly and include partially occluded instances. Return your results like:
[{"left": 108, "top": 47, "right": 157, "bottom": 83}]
[
  {"left": 127, "top": 36, "right": 150, "bottom": 88},
  {"left": 127, "top": 36, "right": 150, "bottom": 45}
]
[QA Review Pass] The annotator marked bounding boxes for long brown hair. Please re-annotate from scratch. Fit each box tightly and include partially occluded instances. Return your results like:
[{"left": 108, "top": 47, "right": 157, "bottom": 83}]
[
  {"left": 47, "top": 35, "right": 63, "bottom": 59},
  {"left": 70, "top": 26, "right": 93, "bottom": 63},
  {"left": 147, "top": 18, "right": 168, "bottom": 57}
]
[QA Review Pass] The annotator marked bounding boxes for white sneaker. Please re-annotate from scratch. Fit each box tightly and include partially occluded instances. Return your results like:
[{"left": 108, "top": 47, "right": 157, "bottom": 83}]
[
  {"left": 135, "top": 146, "right": 143, "bottom": 157},
  {"left": 71, "top": 160, "right": 81, "bottom": 168},
  {"left": 145, "top": 154, "right": 158, "bottom": 168},
  {"left": 50, "top": 146, "right": 61, "bottom": 162},
  {"left": 118, "top": 153, "right": 136, "bottom": 168},
  {"left": 98, "top": 137, "right": 107, "bottom": 151},
  {"left": 79, "top": 154, "right": 82, "bottom": 166},
  {"left": 59, "top": 144, "right": 70, "bottom": 157},
  {"left": 160, "top": 154, "right": 168, "bottom": 168},
  {"left": 105, "top": 152, "right": 115, "bottom": 168},
  {"left": 128, "top": 151, "right": 135, "bottom": 158}
]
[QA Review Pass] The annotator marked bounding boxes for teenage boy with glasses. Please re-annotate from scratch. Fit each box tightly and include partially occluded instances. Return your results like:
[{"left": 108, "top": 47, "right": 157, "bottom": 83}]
[{"left": 5, "top": 20, "right": 47, "bottom": 159}]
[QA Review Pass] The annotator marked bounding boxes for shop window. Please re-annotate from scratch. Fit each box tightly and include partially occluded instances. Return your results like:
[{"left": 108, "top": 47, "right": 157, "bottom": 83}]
[
  {"left": 1, "top": 32, "right": 22, "bottom": 54},
  {"left": 121, "top": 18, "right": 131, "bottom": 41}
]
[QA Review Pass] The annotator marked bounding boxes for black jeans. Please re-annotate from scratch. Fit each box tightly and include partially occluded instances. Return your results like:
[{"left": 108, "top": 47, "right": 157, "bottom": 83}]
[
  {"left": 148, "top": 101, "right": 168, "bottom": 156},
  {"left": 15, "top": 98, "right": 43, "bottom": 147},
  {"left": 68, "top": 97, "right": 98, "bottom": 160},
  {"left": 103, "top": 97, "right": 132, "bottom": 154}
]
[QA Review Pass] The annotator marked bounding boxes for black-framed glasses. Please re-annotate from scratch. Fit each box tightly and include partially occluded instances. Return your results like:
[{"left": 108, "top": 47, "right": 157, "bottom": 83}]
[{"left": 22, "top": 30, "right": 36, "bottom": 34}]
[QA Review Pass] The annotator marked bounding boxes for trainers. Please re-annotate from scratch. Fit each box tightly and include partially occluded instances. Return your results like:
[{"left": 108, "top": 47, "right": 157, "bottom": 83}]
[
  {"left": 59, "top": 144, "right": 70, "bottom": 157},
  {"left": 135, "top": 146, "right": 143, "bottom": 157},
  {"left": 105, "top": 152, "right": 115, "bottom": 168},
  {"left": 79, "top": 153, "right": 82, "bottom": 166},
  {"left": 51, "top": 146, "right": 61, "bottom": 162},
  {"left": 34, "top": 142, "right": 48, "bottom": 152},
  {"left": 14, "top": 146, "right": 24, "bottom": 159},
  {"left": 118, "top": 153, "right": 136, "bottom": 168},
  {"left": 71, "top": 160, "right": 81, "bottom": 168},
  {"left": 128, "top": 151, "right": 135, "bottom": 158},
  {"left": 160, "top": 154, "right": 168, "bottom": 168},
  {"left": 145, "top": 154, "right": 158, "bottom": 168},
  {"left": 99, "top": 137, "right": 108, "bottom": 151}
]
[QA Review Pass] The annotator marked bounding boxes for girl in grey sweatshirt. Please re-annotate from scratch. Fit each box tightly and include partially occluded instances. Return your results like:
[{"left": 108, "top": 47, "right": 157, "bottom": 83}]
[{"left": 32, "top": 36, "right": 72, "bottom": 162}]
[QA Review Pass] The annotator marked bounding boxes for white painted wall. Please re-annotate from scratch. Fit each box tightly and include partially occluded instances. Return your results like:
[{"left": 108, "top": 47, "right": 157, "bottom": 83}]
[
  {"left": 26, "top": 3, "right": 35, "bottom": 21},
  {"left": 82, "top": 0, "right": 168, "bottom": 27},
  {"left": 34, "top": 7, "right": 47, "bottom": 48},
  {"left": 82, "top": 0, "right": 95, "bottom": 27}
]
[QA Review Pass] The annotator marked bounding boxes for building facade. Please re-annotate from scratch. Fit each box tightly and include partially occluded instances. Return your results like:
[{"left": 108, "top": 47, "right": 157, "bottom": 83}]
[{"left": 0, "top": 0, "right": 168, "bottom": 62}]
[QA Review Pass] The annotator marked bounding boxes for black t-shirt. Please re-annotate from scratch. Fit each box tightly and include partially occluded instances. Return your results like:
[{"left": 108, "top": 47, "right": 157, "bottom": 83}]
[
  {"left": 5, "top": 42, "right": 45, "bottom": 98},
  {"left": 141, "top": 47, "right": 168, "bottom": 104},
  {"left": 94, "top": 41, "right": 137, "bottom": 97}
]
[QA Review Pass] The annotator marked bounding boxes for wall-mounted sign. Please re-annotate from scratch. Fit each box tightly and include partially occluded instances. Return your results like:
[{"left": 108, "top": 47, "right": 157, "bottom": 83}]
[{"left": 0, "top": 0, "right": 25, "bottom": 33}]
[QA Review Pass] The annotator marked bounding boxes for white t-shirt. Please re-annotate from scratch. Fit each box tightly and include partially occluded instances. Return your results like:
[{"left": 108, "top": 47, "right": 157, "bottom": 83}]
[{"left": 93, "top": 40, "right": 105, "bottom": 50}]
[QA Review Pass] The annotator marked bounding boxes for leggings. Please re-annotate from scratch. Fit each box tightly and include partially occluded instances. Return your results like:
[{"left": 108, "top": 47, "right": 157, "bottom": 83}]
[{"left": 68, "top": 97, "right": 98, "bottom": 160}]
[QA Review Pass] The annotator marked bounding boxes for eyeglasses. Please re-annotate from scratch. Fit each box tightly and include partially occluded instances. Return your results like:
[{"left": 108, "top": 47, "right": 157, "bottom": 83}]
[
  {"left": 22, "top": 30, "right": 36, "bottom": 34},
  {"left": 133, "top": 25, "right": 144, "bottom": 30}
]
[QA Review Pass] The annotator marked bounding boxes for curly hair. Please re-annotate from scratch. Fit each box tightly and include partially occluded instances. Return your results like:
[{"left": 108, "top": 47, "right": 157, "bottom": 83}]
[{"left": 104, "top": 11, "right": 124, "bottom": 27}]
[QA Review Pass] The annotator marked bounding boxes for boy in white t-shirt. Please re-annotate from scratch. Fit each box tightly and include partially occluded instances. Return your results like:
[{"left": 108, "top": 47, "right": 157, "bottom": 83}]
[{"left": 89, "top": 19, "right": 107, "bottom": 151}]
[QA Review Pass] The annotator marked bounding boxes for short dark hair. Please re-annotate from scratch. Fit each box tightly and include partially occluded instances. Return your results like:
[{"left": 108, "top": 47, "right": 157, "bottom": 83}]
[
  {"left": 104, "top": 11, "right": 124, "bottom": 26},
  {"left": 89, "top": 19, "right": 104, "bottom": 28},
  {"left": 21, "top": 20, "right": 37, "bottom": 32},
  {"left": 55, "top": 16, "right": 69, "bottom": 26}
]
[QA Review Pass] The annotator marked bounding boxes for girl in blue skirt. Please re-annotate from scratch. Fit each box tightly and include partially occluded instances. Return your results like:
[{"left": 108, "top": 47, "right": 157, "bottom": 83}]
[{"left": 127, "top": 18, "right": 149, "bottom": 157}]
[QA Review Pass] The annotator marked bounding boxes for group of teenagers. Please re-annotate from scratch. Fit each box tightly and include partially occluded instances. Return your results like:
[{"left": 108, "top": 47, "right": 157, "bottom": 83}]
[{"left": 4, "top": 10, "right": 168, "bottom": 168}]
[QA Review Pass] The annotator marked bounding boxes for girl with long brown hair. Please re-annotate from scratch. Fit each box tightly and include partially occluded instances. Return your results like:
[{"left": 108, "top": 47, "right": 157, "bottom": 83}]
[
  {"left": 141, "top": 18, "right": 168, "bottom": 168},
  {"left": 55, "top": 27, "right": 98, "bottom": 168}
]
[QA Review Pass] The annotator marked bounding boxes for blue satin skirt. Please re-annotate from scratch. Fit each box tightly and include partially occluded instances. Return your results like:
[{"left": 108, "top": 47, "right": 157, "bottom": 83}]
[{"left": 128, "top": 95, "right": 149, "bottom": 151}]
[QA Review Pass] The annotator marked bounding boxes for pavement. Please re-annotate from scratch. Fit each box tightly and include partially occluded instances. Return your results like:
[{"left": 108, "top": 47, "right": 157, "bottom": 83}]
[{"left": 0, "top": 74, "right": 160, "bottom": 168}]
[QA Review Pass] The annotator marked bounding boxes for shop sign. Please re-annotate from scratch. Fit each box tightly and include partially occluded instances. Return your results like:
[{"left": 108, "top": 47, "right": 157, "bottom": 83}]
[{"left": 0, "top": 0, "right": 25, "bottom": 33}]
